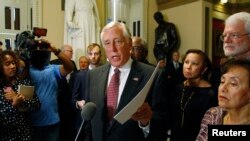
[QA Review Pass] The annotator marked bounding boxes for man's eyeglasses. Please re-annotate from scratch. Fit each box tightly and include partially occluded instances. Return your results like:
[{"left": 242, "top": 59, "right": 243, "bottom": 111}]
[
  {"left": 132, "top": 46, "right": 144, "bottom": 52},
  {"left": 64, "top": 50, "right": 73, "bottom": 53},
  {"left": 220, "top": 33, "right": 250, "bottom": 41},
  {"left": 103, "top": 39, "right": 124, "bottom": 47}
]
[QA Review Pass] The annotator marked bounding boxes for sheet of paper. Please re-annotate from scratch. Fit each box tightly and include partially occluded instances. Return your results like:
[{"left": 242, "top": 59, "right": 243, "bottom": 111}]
[
  {"left": 114, "top": 62, "right": 160, "bottom": 124},
  {"left": 18, "top": 85, "right": 35, "bottom": 99}
]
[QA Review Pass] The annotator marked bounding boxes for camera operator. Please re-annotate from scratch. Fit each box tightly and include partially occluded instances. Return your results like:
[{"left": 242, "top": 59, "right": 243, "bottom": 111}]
[{"left": 28, "top": 40, "right": 74, "bottom": 141}]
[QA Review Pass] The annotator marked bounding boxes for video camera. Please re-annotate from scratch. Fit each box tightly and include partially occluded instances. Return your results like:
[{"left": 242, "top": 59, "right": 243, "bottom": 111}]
[
  {"left": 15, "top": 27, "right": 50, "bottom": 61},
  {"left": 32, "top": 27, "right": 50, "bottom": 49}
]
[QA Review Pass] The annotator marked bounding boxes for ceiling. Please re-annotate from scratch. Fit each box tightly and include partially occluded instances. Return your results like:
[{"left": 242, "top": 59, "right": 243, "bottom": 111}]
[
  {"left": 213, "top": 0, "right": 250, "bottom": 14},
  {"left": 227, "top": 0, "right": 250, "bottom": 4}
]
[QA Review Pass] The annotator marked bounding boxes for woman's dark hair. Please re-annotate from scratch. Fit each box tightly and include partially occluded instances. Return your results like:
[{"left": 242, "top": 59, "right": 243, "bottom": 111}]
[
  {"left": 182, "top": 49, "right": 212, "bottom": 81},
  {"left": 221, "top": 59, "right": 250, "bottom": 85},
  {"left": 0, "top": 50, "right": 20, "bottom": 79}
]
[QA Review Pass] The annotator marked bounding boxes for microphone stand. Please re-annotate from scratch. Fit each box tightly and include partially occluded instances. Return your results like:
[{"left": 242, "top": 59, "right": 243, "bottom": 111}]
[{"left": 75, "top": 120, "right": 85, "bottom": 141}]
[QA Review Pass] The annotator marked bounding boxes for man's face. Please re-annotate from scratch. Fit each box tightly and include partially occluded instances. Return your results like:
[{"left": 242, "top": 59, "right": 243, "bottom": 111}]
[
  {"left": 62, "top": 46, "right": 73, "bottom": 59},
  {"left": 223, "top": 21, "right": 250, "bottom": 59},
  {"left": 131, "top": 39, "right": 146, "bottom": 61},
  {"left": 102, "top": 26, "right": 132, "bottom": 68},
  {"left": 172, "top": 52, "right": 180, "bottom": 62},
  {"left": 79, "top": 57, "right": 89, "bottom": 70},
  {"left": 131, "top": 46, "right": 145, "bottom": 61},
  {"left": 87, "top": 46, "right": 101, "bottom": 65}
]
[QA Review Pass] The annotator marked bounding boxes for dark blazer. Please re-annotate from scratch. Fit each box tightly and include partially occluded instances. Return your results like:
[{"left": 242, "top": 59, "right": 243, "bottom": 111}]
[
  {"left": 85, "top": 61, "right": 168, "bottom": 141},
  {"left": 71, "top": 69, "right": 89, "bottom": 130},
  {"left": 50, "top": 59, "right": 77, "bottom": 141},
  {"left": 164, "top": 61, "right": 185, "bottom": 90}
]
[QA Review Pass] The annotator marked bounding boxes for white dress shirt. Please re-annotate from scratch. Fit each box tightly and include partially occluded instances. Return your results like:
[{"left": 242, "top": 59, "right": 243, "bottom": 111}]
[{"left": 107, "top": 58, "right": 149, "bottom": 137}]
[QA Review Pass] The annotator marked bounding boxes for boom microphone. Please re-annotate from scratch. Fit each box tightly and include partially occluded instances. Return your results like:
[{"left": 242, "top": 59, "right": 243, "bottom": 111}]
[{"left": 75, "top": 102, "right": 97, "bottom": 141}]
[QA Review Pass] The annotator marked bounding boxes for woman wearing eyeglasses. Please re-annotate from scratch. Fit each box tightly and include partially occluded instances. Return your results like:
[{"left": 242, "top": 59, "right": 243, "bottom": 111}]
[{"left": 0, "top": 50, "right": 40, "bottom": 141}]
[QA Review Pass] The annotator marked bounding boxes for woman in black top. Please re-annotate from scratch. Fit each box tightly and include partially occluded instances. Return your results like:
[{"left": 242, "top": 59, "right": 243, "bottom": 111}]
[
  {"left": 0, "top": 50, "right": 40, "bottom": 141},
  {"left": 168, "top": 49, "right": 217, "bottom": 141}
]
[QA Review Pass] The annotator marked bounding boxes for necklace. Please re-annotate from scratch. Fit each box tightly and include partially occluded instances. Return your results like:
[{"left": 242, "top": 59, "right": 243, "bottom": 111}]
[{"left": 180, "top": 83, "right": 195, "bottom": 127}]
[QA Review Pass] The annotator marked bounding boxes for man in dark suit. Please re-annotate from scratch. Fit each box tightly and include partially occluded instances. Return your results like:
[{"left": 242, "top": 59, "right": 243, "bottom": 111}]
[
  {"left": 70, "top": 43, "right": 103, "bottom": 139},
  {"left": 50, "top": 44, "right": 77, "bottom": 141},
  {"left": 164, "top": 50, "right": 185, "bottom": 90},
  {"left": 84, "top": 22, "right": 168, "bottom": 141}
]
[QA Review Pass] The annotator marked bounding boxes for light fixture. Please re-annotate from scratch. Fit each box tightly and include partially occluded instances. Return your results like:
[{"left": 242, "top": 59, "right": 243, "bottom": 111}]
[{"left": 221, "top": 0, "right": 228, "bottom": 4}]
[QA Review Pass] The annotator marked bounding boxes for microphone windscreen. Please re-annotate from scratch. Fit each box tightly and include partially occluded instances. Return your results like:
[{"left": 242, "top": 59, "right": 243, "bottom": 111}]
[{"left": 81, "top": 102, "right": 97, "bottom": 121}]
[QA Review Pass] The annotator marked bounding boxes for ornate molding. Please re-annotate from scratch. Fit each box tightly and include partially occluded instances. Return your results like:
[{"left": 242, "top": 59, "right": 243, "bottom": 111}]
[
  {"left": 157, "top": 0, "right": 199, "bottom": 10},
  {"left": 157, "top": 0, "right": 250, "bottom": 13}
]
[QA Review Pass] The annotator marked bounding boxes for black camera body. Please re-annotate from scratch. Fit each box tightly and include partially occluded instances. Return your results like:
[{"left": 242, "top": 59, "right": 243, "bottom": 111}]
[{"left": 15, "top": 27, "right": 50, "bottom": 61}]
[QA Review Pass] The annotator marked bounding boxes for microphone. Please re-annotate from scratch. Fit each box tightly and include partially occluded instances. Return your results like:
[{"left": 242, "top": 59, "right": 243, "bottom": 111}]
[{"left": 75, "top": 102, "right": 97, "bottom": 141}]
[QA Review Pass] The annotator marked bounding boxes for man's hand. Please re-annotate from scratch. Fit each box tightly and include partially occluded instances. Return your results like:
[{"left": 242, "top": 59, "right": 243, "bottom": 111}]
[
  {"left": 76, "top": 100, "right": 85, "bottom": 109},
  {"left": 131, "top": 102, "right": 152, "bottom": 126}
]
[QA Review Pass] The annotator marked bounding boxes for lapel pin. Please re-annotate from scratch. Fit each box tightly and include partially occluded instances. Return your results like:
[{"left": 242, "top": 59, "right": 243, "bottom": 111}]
[{"left": 133, "top": 77, "right": 139, "bottom": 81}]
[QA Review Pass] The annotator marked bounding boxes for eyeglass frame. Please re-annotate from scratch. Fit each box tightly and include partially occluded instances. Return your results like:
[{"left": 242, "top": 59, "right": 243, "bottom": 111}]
[
  {"left": 103, "top": 39, "right": 124, "bottom": 48},
  {"left": 132, "top": 46, "right": 145, "bottom": 52},
  {"left": 220, "top": 33, "right": 250, "bottom": 41}
]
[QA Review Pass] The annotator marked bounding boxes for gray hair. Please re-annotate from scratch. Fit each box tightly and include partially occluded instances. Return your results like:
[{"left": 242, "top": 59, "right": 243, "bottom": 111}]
[
  {"left": 225, "top": 12, "right": 250, "bottom": 35},
  {"left": 100, "top": 21, "right": 131, "bottom": 45},
  {"left": 132, "top": 36, "right": 148, "bottom": 52},
  {"left": 61, "top": 44, "right": 72, "bottom": 51}
]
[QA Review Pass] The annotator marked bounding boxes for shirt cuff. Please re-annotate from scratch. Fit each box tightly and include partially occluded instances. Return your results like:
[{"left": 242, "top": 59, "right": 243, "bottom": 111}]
[{"left": 138, "top": 121, "right": 150, "bottom": 137}]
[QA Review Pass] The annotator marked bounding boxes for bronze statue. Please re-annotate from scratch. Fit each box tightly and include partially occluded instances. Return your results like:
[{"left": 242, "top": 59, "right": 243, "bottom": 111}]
[{"left": 154, "top": 11, "right": 179, "bottom": 62}]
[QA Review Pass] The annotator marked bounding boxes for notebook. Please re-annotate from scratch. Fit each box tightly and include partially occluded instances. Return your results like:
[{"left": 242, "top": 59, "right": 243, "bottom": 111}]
[{"left": 18, "top": 85, "right": 35, "bottom": 99}]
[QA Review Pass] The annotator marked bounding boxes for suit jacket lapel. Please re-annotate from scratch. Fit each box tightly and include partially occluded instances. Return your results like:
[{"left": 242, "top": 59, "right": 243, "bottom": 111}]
[
  {"left": 117, "top": 62, "right": 144, "bottom": 111},
  {"left": 107, "top": 61, "right": 144, "bottom": 131},
  {"left": 95, "top": 64, "right": 110, "bottom": 106}
]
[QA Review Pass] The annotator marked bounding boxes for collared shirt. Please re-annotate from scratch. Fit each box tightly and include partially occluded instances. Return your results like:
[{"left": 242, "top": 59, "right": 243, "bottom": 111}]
[
  {"left": 108, "top": 58, "right": 132, "bottom": 107},
  {"left": 107, "top": 58, "right": 150, "bottom": 137},
  {"left": 173, "top": 61, "right": 179, "bottom": 69}
]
